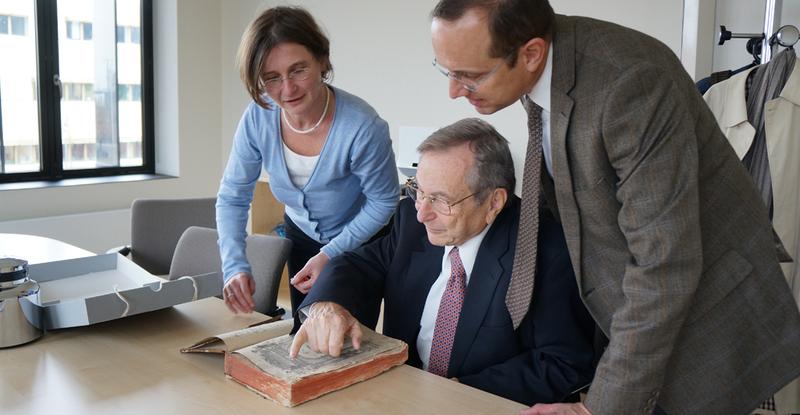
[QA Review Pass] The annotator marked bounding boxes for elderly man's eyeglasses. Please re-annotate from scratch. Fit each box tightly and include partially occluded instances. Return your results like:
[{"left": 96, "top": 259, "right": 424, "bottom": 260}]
[
  {"left": 405, "top": 178, "right": 479, "bottom": 216},
  {"left": 432, "top": 57, "right": 507, "bottom": 93},
  {"left": 261, "top": 67, "right": 312, "bottom": 92}
]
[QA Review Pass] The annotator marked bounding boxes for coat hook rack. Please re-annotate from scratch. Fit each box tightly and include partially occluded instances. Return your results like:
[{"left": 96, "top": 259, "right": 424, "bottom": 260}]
[{"left": 718, "top": 25, "right": 764, "bottom": 46}]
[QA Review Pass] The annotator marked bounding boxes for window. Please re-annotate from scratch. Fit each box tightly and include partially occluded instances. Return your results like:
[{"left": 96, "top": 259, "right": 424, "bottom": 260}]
[
  {"left": 0, "top": 0, "right": 153, "bottom": 180},
  {"left": 131, "top": 84, "right": 141, "bottom": 101},
  {"left": 130, "top": 26, "right": 140, "bottom": 44},
  {"left": 66, "top": 20, "right": 77, "bottom": 39},
  {"left": 66, "top": 20, "right": 91, "bottom": 40},
  {"left": 11, "top": 16, "right": 27, "bottom": 36},
  {"left": 117, "top": 84, "right": 128, "bottom": 101},
  {"left": 81, "top": 20, "right": 92, "bottom": 40},
  {"left": 117, "top": 84, "right": 141, "bottom": 101},
  {"left": 116, "top": 25, "right": 141, "bottom": 44},
  {"left": 0, "top": 15, "right": 28, "bottom": 36},
  {"left": 68, "top": 20, "right": 91, "bottom": 40},
  {"left": 63, "top": 83, "right": 94, "bottom": 101}
]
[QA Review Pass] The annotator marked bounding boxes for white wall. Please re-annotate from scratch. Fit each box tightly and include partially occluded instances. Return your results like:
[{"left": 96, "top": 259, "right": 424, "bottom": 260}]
[
  {"left": 711, "top": 0, "right": 768, "bottom": 72},
  {"left": 554, "top": 0, "right": 684, "bottom": 54},
  {"left": 682, "top": 0, "right": 717, "bottom": 80}
]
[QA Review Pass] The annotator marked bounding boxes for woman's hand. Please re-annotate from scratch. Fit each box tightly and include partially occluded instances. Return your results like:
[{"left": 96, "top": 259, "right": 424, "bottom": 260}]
[
  {"left": 290, "top": 252, "right": 330, "bottom": 294},
  {"left": 223, "top": 272, "right": 256, "bottom": 314}
]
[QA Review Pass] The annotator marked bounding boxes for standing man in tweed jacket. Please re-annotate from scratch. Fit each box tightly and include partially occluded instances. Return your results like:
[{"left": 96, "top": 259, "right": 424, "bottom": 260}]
[{"left": 430, "top": 1, "right": 800, "bottom": 414}]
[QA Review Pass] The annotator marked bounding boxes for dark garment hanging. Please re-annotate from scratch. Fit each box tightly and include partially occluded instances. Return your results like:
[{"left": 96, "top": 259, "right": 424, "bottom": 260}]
[
  {"left": 743, "top": 47, "right": 796, "bottom": 219},
  {"left": 698, "top": 37, "right": 763, "bottom": 94},
  {"left": 743, "top": 47, "right": 796, "bottom": 263},
  {"left": 696, "top": 61, "right": 759, "bottom": 94}
]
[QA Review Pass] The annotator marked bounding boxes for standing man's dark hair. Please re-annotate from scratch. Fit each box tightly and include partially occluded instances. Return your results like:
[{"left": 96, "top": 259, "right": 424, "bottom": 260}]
[{"left": 431, "top": 0, "right": 554, "bottom": 65}]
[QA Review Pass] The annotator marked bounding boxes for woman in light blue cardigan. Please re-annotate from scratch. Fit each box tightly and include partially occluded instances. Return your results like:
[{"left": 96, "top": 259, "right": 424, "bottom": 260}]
[{"left": 216, "top": 7, "right": 398, "bottom": 331}]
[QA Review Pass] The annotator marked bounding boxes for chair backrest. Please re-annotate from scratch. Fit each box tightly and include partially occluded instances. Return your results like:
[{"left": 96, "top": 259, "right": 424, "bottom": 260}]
[
  {"left": 168, "top": 226, "right": 292, "bottom": 316},
  {"left": 130, "top": 197, "right": 217, "bottom": 275}
]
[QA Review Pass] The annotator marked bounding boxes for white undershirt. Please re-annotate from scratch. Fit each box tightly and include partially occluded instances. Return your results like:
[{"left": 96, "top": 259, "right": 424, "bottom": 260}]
[
  {"left": 282, "top": 142, "right": 319, "bottom": 188},
  {"left": 416, "top": 224, "right": 491, "bottom": 370},
  {"left": 526, "top": 45, "right": 554, "bottom": 177}
]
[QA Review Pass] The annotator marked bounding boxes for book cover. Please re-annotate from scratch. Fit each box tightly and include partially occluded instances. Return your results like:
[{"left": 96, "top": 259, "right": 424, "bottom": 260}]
[
  {"left": 180, "top": 317, "right": 291, "bottom": 354},
  {"left": 224, "top": 328, "right": 408, "bottom": 407}
]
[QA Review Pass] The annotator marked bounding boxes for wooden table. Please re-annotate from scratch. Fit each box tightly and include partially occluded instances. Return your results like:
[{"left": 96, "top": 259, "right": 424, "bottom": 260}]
[{"left": 1, "top": 298, "right": 526, "bottom": 414}]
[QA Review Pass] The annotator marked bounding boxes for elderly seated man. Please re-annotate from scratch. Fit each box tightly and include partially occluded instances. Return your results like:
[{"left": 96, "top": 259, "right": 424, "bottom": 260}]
[{"left": 290, "top": 118, "right": 595, "bottom": 405}]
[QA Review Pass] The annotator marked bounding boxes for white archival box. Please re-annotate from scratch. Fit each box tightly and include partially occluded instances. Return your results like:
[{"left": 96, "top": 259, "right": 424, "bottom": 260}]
[{"left": 27, "top": 253, "right": 222, "bottom": 329}]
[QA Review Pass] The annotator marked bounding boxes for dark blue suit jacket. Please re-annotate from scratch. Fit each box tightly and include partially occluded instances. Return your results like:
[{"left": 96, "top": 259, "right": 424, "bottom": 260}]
[{"left": 301, "top": 196, "right": 595, "bottom": 405}]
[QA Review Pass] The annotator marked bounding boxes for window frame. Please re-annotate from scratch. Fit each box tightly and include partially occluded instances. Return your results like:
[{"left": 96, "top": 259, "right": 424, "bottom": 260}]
[{"left": 0, "top": 0, "right": 154, "bottom": 183}]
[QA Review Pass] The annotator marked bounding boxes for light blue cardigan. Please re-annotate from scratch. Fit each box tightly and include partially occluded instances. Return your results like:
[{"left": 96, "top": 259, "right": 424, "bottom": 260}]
[{"left": 216, "top": 86, "right": 399, "bottom": 283}]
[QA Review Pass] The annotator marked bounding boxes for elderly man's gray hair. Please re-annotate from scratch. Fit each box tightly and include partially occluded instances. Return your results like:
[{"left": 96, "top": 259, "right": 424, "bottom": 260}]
[{"left": 417, "top": 118, "right": 515, "bottom": 202}]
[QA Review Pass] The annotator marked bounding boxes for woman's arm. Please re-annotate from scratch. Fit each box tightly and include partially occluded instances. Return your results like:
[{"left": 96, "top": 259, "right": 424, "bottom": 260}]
[
  {"left": 320, "top": 117, "right": 399, "bottom": 259},
  {"left": 217, "top": 105, "right": 266, "bottom": 285}
]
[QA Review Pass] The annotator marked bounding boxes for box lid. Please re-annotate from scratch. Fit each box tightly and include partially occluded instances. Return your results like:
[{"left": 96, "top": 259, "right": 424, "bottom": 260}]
[{"left": 27, "top": 253, "right": 221, "bottom": 329}]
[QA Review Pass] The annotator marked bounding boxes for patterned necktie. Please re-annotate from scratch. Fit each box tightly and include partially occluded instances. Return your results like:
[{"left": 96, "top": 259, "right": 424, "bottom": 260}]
[
  {"left": 428, "top": 247, "right": 467, "bottom": 377},
  {"left": 506, "top": 96, "right": 543, "bottom": 329}
]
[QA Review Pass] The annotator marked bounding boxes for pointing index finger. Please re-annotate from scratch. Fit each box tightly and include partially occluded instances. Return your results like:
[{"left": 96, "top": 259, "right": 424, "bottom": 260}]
[{"left": 289, "top": 327, "right": 308, "bottom": 358}]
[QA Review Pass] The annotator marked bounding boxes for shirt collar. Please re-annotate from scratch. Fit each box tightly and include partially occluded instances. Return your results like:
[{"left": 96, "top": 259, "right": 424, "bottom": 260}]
[
  {"left": 444, "top": 223, "right": 491, "bottom": 276},
  {"left": 526, "top": 45, "right": 553, "bottom": 113}
]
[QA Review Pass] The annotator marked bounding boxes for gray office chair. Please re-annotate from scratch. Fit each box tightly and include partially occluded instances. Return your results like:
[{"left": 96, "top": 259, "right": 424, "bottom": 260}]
[
  {"left": 120, "top": 197, "right": 217, "bottom": 275},
  {"left": 168, "top": 226, "right": 291, "bottom": 317}
]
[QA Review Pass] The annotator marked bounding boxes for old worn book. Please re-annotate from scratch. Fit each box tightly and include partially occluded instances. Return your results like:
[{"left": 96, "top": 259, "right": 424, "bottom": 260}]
[
  {"left": 224, "top": 328, "right": 408, "bottom": 407},
  {"left": 181, "top": 317, "right": 292, "bottom": 354}
]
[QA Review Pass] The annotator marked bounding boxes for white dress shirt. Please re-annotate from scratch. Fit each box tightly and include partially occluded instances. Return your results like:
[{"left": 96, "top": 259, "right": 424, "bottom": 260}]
[
  {"left": 526, "top": 45, "right": 554, "bottom": 177},
  {"left": 416, "top": 224, "right": 491, "bottom": 370}
]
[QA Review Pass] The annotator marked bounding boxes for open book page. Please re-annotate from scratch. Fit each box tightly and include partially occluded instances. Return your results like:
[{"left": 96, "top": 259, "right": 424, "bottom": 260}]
[
  {"left": 181, "top": 318, "right": 293, "bottom": 354},
  {"left": 234, "top": 327, "right": 406, "bottom": 383}
]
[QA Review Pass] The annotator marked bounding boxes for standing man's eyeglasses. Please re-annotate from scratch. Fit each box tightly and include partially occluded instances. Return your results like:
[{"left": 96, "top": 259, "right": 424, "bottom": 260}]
[{"left": 431, "top": 54, "right": 510, "bottom": 92}]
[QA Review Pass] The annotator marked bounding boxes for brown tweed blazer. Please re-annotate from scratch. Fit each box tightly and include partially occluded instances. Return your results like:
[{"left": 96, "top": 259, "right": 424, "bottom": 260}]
[{"left": 546, "top": 15, "right": 800, "bottom": 414}]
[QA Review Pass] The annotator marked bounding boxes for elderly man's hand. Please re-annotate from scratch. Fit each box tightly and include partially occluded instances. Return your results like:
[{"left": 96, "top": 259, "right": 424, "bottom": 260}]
[
  {"left": 520, "top": 403, "right": 592, "bottom": 415},
  {"left": 289, "top": 302, "right": 362, "bottom": 358}
]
